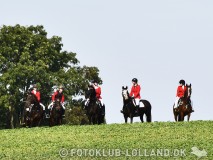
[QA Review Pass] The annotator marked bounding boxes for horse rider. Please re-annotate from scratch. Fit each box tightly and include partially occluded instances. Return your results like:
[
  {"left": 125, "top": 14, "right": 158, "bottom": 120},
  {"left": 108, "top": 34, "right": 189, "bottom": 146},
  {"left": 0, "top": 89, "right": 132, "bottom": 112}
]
[
  {"left": 47, "top": 85, "right": 65, "bottom": 118},
  {"left": 174, "top": 79, "right": 188, "bottom": 109},
  {"left": 31, "top": 84, "right": 46, "bottom": 112},
  {"left": 88, "top": 80, "right": 105, "bottom": 115},
  {"left": 130, "top": 78, "right": 142, "bottom": 113},
  {"left": 174, "top": 80, "right": 194, "bottom": 112}
]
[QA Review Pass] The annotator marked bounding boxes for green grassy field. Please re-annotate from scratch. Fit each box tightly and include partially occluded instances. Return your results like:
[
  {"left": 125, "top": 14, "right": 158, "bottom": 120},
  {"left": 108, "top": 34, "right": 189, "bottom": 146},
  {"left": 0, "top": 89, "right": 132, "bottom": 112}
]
[{"left": 0, "top": 121, "right": 212, "bottom": 160}]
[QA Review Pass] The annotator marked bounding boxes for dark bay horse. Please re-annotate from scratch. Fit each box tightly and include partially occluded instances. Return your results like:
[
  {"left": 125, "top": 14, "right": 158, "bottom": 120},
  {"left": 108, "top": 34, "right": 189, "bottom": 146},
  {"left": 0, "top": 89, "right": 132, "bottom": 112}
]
[
  {"left": 173, "top": 84, "right": 193, "bottom": 121},
  {"left": 121, "top": 86, "right": 152, "bottom": 123},
  {"left": 85, "top": 86, "right": 104, "bottom": 124},
  {"left": 23, "top": 92, "right": 44, "bottom": 127},
  {"left": 49, "top": 98, "right": 63, "bottom": 126}
]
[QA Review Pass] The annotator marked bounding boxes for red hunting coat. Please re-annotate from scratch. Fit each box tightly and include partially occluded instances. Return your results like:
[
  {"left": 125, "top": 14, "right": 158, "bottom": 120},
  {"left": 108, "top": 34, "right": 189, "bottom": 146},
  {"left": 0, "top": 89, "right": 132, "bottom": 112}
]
[
  {"left": 52, "top": 91, "right": 65, "bottom": 103},
  {"left": 130, "top": 84, "right": 141, "bottom": 99},
  {"left": 31, "top": 90, "right": 41, "bottom": 102},
  {"left": 94, "top": 86, "right": 102, "bottom": 100},
  {"left": 176, "top": 85, "right": 187, "bottom": 97}
]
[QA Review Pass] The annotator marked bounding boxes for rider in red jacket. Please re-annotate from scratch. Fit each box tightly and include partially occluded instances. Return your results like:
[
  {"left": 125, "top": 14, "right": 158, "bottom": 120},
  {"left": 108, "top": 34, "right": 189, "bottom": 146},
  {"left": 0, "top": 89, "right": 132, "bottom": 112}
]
[
  {"left": 176, "top": 85, "right": 187, "bottom": 97},
  {"left": 52, "top": 90, "right": 65, "bottom": 103},
  {"left": 174, "top": 80, "right": 187, "bottom": 108},
  {"left": 121, "top": 78, "right": 142, "bottom": 113},
  {"left": 89, "top": 80, "right": 105, "bottom": 115},
  {"left": 47, "top": 85, "right": 65, "bottom": 118},
  {"left": 92, "top": 82, "right": 102, "bottom": 101},
  {"left": 130, "top": 78, "right": 142, "bottom": 112},
  {"left": 130, "top": 80, "right": 141, "bottom": 99},
  {"left": 31, "top": 84, "right": 45, "bottom": 111}
]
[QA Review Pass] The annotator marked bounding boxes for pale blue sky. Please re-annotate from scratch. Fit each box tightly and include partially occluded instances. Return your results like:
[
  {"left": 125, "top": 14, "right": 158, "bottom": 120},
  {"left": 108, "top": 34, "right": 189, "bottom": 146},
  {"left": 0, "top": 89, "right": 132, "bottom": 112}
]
[{"left": 1, "top": 0, "right": 213, "bottom": 123}]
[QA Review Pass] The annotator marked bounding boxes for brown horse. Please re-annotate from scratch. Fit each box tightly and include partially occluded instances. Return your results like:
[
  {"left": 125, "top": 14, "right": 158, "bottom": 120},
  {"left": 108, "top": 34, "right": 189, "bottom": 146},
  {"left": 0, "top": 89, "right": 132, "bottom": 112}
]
[
  {"left": 23, "top": 92, "right": 44, "bottom": 127},
  {"left": 173, "top": 84, "right": 193, "bottom": 121},
  {"left": 49, "top": 98, "right": 63, "bottom": 127},
  {"left": 121, "top": 86, "right": 152, "bottom": 123}
]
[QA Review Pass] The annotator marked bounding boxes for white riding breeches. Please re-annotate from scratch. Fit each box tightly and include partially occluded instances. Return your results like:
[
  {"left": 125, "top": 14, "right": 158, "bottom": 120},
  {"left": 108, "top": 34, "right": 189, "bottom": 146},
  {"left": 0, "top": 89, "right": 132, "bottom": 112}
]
[
  {"left": 174, "top": 97, "right": 180, "bottom": 108},
  {"left": 85, "top": 99, "right": 89, "bottom": 106},
  {"left": 132, "top": 98, "right": 140, "bottom": 106},
  {"left": 85, "top": 99, "right": 104, "bottom": 106},
  {"left": 47, "top": 102, "right": 53, "bottom": 110},
  {"left": 133, "top": 98, "right": 145, "bottom": 107},
  {"left": 135, "top": 98, "right": 140, "bottom": 106},
  {"left": 40, "top": 103, "right": 45, "bottom": 110},
  {"left": 99, "top": 99, "right": 104, "bottom": 106},
  {"left": 48, "top": 102, "right": 65, "bottom": 110}
]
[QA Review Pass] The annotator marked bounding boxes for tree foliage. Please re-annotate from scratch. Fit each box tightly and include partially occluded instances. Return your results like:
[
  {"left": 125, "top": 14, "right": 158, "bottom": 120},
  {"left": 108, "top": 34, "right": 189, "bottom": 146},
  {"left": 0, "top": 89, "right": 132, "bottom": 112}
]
[{"left": 0, "top": 24, "right": 101, "bottom": 128}]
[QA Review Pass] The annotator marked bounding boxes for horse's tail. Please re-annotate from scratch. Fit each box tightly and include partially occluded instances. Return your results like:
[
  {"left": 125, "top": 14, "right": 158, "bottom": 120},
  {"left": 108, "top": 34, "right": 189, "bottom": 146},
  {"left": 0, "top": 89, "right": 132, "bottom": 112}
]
[{"left": 141, "top": 100, "right": 152, "bottom": 122}]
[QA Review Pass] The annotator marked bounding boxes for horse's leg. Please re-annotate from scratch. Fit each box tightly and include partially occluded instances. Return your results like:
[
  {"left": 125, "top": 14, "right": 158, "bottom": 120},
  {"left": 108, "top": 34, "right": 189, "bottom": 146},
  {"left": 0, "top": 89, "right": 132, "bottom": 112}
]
[
  {"left": 37, "top": 112, "right": 43, "bottom": 126},
  {"left": 177, "top": 113, "right": 180, "bottom": 122},
  {"left": 49, "top": 118, "right": 52, "bottom": 127},
  {"left": 94, "top": 113, "right": 99, "bottom": 124},
  {"left": 145, "top": 110, "right": 152, "bottom": 122},
  {"left": 88, "top": 115, "right": 92, "bottom": 125},
  {"left": 49, "top": 113, "right": 53, "bottom": 127},
  {"left": 174, "top": 112, "right": 178, "bottom": 122},
  {"left": 124, "top": 115, "right": 128, "bottom": 123},
  {"left": 90, "top": 115, "right": 95, "bottom": 125},
  {"left": 140, "top": 113, "right": 144, "bottom": 123},
  {"left": 50, "top": 116, "right": 55, "bottom": 127},
  {"left": 92, "top": 116, "right": 97, "bottom": 125},
  {"left": 173, "top": 108, "right": 177, "bottom": 122},
  {"left": 130, "top": 114, "right": 133, "bottom": 123},
  {"left": 180, "top": 112, "right": 184, "bottom": 121},
  {"left": 187, "top": 113, "right": 191, "bottom": 121}
]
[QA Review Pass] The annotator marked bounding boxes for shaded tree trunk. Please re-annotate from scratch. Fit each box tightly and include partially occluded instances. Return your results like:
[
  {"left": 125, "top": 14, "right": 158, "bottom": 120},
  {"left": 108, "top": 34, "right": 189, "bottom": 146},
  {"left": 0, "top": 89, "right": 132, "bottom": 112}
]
[{"left": 9, "top": 105, "right": 15, "bottom": 129}]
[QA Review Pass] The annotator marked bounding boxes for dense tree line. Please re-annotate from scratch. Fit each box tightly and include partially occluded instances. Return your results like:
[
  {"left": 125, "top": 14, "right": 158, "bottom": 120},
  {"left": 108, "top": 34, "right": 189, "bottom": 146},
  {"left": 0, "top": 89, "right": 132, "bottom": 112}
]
[{"left": 0, "top": 25, "right": 102, "bottom": 128}]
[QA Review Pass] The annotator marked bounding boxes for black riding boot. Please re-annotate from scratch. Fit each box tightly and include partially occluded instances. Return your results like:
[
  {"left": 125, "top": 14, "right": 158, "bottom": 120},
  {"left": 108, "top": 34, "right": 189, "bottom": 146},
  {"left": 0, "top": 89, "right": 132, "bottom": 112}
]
[{"left": 135, "top": 105, "right": 139, "bottom": 113}]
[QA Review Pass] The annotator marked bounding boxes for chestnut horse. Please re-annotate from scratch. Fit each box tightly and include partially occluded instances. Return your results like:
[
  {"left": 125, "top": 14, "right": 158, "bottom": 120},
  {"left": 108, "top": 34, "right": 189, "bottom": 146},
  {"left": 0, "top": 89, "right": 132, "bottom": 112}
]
[
  {"left": 173, "top": 84, "right": 193, "bottom": 121},
  {"left": 49, "top": 98, "right": 63, "bottom": 126},
  {"left": 121, "top": 86, "right": 152, "bottom": 123},
  {"left": 23, "top": 92, "right": 44, "bottom": 127}
]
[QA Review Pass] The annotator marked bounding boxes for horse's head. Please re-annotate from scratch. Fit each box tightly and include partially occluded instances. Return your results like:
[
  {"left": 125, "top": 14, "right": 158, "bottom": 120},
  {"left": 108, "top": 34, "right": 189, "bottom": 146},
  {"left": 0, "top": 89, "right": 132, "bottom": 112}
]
[
  {"left": 122, "top": 86, "right": 129, "bottom": 100},
  {"left": 186, "top": 83, "right": 192, "bottom": 97},
  {"left": 85, "top": 85, "right": 96, "bottom": 101},
  {"left": 53, "top": 98, "right": 62, "bottom": 110},
  {"left": 27, "top": 92, "right": 38, "bottom": 102},
  {"left": 25, "top": 92, "right": 39, "bottom": 109}
]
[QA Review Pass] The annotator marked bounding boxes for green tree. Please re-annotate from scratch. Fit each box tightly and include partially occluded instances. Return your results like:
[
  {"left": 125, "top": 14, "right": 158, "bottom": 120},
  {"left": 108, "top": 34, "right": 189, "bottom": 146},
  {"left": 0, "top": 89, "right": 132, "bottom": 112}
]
[{"left": 0, "top": 24, "right": 101, "bottom": 128}]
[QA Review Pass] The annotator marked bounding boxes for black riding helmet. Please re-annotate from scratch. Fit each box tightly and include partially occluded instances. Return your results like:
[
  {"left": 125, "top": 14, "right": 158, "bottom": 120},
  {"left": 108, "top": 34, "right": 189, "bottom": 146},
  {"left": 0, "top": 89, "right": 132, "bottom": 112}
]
[
  {"left": 132, "top": 78, "right": 138, "bottom": 83},
  {"left": 91, "top": 79, "right": 98, "bottom": 84},
  {"left": 179, "top": 79, "right": 185, "bottom": 85}
]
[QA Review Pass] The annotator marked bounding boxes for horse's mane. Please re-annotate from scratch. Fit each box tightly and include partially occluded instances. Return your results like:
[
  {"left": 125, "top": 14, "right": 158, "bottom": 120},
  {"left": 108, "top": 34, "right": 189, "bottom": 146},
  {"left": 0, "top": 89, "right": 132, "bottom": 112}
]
[{"left": 184, "top": 85, "right": 188, "bottom": 98}]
